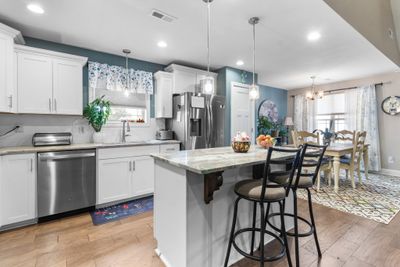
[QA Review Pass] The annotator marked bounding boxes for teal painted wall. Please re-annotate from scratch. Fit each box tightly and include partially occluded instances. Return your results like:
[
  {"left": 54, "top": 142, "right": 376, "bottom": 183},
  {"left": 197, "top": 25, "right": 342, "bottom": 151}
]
[
  {"left": 217, "top": 67, "right": 287, "bottom": 145},
  {"left": 24, "top": 37, "right": 165, "bottom": 118}
]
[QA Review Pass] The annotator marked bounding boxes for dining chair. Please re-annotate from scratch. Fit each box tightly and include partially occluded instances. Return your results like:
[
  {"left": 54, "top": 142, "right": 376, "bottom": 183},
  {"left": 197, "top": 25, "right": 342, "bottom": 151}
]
[
  {"left": 334, "top": 130, "right": 355, "bottom": 144},
  {"left": 291, "top": 131, "right": 332, "bottom": 191},
  {"left": 338, "top": 131, "right": 367, "bottom": 187}
]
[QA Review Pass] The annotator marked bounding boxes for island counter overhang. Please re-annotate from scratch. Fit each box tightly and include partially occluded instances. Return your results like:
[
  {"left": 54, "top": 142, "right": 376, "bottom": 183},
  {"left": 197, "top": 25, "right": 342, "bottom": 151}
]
[{"left": 151, "top": 147, "right": 295, "bottom": 267}]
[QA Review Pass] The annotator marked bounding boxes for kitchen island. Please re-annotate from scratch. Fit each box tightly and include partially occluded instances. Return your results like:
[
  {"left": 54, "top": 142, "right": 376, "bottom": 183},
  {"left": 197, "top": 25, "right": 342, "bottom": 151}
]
[{"left": 151, "top": 146, "right": 294, "bottom": 267}]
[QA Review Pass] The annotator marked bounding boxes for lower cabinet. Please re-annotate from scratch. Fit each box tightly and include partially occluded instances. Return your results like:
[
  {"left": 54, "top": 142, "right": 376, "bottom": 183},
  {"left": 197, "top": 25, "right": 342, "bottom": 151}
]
[
  {"left": 0, "top": 153, "right": 36, "bottom": 226},
  {"left": 97, "top": 148, "right": 156, "bottom": 205}
]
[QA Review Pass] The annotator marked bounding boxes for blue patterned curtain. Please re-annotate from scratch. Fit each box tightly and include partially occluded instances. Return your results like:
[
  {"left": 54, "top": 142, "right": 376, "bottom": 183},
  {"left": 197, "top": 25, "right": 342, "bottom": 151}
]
[{"left": 88, "top": 61, "right": 153, "bottom": 94}]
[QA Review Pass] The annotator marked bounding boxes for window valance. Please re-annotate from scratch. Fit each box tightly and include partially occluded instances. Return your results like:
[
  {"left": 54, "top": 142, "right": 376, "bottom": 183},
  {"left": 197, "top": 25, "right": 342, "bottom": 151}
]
[{"left": 88, "top": 61, "right": 153, "bottom": 94}]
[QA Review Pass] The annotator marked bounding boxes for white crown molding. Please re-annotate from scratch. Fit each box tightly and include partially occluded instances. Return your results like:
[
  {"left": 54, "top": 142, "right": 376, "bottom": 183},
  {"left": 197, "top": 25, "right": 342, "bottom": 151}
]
[
  {"left": 0, "top": 22, "right": 25, "bottom": 44},
  {"left": 164, "top": 64, "right": 217, "bottom": 77},
  {"left": 14, "top": 44, "right": 88, "bottom": 66}
]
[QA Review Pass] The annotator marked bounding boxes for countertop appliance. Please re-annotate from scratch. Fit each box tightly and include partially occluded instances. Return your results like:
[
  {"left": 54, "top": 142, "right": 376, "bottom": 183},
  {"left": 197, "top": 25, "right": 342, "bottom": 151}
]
[
  {"left": 35, "top": 133, "right": 96, "bottom": 218},
  {"left": 33, "top": 132, "right": 72, "bottom": 146},
  {"left": 171, "top": 92, "right": 225, "bottom": 150},
  {"left": 156, "top": 130, "right": 174, "bottom": 140}
]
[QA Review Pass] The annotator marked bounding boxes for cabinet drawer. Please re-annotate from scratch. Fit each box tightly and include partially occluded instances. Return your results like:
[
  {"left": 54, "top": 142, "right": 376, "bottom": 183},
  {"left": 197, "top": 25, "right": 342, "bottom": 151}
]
[
  {"left": 98, "top": 145, "right": 159, "bottom": 160},
  {"left": 159, "top": 144, "right": 180, "bottom": 153}
]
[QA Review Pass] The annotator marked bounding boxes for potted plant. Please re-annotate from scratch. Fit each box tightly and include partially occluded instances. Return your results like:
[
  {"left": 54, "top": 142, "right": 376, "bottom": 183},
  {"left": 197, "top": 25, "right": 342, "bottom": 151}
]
[
  {"left": 83, "top": 96, "right": 111, "bottom": 143},
  {"left": 257, "top": 116, "right": 283, "bottom": 138}
]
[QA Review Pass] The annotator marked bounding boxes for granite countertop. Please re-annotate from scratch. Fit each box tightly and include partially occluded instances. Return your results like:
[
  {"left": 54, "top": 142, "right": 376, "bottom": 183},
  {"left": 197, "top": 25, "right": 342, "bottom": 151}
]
[
  {"left": 151, "top": 146, "right": 294, "bottom": 175},
  {"left": 0, "top": 140, "right": 181, "bottom": 156}
]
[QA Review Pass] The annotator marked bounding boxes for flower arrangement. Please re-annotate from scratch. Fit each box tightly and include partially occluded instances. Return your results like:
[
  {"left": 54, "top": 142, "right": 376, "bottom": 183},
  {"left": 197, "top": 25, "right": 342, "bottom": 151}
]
[
  {"left": 231, "top": 132, "right": 251, "bottom": 153},
  {"left": 83, "top": 96, "right": 111, "bottom": 132},
  {"left": 256, "top": 134, "right": 275, "bottom": 149}
]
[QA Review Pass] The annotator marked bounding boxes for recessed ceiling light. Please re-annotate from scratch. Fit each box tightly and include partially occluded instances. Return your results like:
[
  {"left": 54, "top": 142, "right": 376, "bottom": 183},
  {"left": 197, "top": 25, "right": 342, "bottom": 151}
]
[
  {"left": 27, "top": 3, "right": 45, "bottom": 14},
  {"left": 307, "top": 31, "right": 321, "bottom": 41},
  {"left": 157, "top": 41, "right": 167, "bottom": 48},
  {"left": 236, "top": 60, "right": 244, "bottom": 66}
]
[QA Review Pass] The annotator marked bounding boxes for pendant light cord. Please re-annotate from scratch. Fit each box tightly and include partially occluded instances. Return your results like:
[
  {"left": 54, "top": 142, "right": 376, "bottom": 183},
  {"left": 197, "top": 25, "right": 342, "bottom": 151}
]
[
  {"left": 207, "top": 1, "right": 211, "bottom": 74},
  {"left": 252, "top": 22, "right": 256, "bottom": 85}
]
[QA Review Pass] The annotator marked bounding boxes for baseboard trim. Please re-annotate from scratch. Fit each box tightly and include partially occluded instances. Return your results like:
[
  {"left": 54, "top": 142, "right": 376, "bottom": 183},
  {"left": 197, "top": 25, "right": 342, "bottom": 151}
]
[{"left": 377, "top": 169, "right": 400, "bottom": 177}]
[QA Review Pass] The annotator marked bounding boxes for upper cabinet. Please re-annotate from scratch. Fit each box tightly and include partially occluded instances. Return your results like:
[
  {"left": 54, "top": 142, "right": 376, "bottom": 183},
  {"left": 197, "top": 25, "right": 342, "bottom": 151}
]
[
  {"left": 0, "top": 23, "right": 24, "bottom": 113},
  {"left": 154, "top": 71, "right": 173, "bottom": 118},
  {"left": 164, "top": 64, "right": 218, "bottom": 94},
  {"left": 15, "top": 45, "right": 87, "bottom": 115}
]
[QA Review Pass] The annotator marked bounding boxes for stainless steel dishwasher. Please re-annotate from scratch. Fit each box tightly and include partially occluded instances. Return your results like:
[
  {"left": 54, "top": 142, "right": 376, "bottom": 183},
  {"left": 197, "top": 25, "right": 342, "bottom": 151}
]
[{"left": 37, "top": 149, "right": 96, "bottom": 217}]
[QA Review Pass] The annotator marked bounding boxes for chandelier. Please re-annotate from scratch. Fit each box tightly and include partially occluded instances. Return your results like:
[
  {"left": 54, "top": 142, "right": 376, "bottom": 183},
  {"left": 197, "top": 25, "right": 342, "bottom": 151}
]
[{"left": 306, "top": 76, "right": 324, "bottom": 100}]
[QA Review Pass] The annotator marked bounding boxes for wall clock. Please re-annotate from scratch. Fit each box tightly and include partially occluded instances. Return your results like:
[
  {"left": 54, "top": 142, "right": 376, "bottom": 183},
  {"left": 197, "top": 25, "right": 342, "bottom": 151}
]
[
  {"left": 381, "top": 96, "right": 400, "bottom": 115},
  {"left": 258, "top": 99, "right": 279, "bottom": 122}
]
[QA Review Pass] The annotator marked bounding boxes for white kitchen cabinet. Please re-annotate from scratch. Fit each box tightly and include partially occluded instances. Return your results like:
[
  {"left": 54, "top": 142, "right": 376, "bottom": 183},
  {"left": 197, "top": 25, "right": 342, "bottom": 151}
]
[
  {"left": 97, "top": 157, "right": 132, "bottom": 204},
  {"left": 17, "top": 52, "right": 53, "bottom": 114},
  {"left": 15, "top": 45, "right": 87, "bottom": 115},
  {"left": 154, "top": 71, "right": 173, "bottom": 118},
  {"left": 131, "top": 156, "right": 154, "bottom": 196},
  {"left": 0, "top": 23, "right": 23, "bottom": 113},
  {"left": 53, "top": 59, "right": 83, "bottom": 115},
  {"left": 159, "top": 144, "right": 180, "bottom": 153},
  {"left": 0, "top": 153, "right": 36, "bottom": 226}
]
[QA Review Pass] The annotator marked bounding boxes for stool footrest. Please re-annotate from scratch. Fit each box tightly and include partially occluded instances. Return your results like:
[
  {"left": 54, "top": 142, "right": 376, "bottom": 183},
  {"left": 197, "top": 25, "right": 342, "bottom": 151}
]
[
  {"left": 232, "top": 227, "right": 286, "bottom": 262},
  {"left": 267, "top": 212, "right": 315, "bottom": 237}
]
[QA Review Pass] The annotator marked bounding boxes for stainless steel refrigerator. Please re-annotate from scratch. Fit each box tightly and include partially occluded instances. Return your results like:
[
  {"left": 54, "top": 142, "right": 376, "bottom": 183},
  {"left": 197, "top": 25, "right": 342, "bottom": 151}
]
[{"left": 171, "top": 92, "right": 225, "bottom": 150}]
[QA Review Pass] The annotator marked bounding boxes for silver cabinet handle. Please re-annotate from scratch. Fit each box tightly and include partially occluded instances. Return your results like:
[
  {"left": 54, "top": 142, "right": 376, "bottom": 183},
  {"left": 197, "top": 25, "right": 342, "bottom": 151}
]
[
  {"left": 30, "top": 159, "right": 33, "bottom": 172},
  {"left": 132, "top": 161, "right": 135, "bottom": 171},
  {"left": 129, "top": 161, "right": 132, "bottom": 171},
  {"left": 165, "top": 148, "right": 176, "bottom": 151},
  {"left": 8, "top": 95, "right": 12, "bottom": 108},
  {"left": 40, "top": 152, "right": 95, "bottom": 160},
  {"left": 49, "top": 98, "right": 52, "bottom": 112},
  {"left": 54, "top": 98, "right": 57, "bottom": 112}
]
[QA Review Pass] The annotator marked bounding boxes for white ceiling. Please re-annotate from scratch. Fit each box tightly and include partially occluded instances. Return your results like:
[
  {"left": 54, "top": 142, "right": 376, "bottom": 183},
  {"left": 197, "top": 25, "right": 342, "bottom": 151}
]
[{"left": 0, "top": 0, "right": 398, "bottom": 89}]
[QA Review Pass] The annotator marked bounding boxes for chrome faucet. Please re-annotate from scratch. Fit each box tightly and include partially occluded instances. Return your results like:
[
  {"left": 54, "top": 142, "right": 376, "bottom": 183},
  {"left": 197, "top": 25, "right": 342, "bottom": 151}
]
[{"left": 121, "top": 120, "right": 131, "bottom": 143}]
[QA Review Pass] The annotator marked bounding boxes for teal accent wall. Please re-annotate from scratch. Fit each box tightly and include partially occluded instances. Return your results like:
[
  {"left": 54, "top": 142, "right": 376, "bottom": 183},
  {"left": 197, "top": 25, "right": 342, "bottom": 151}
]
[
  {"left": 256, "top": 84, "right": 288, "bottom": 136},
  {"left": 24, "top": 37, "right": 165, "bottom": 118},
  {"left": 217, "top": 67, "right": 287, "bottom": 145}
]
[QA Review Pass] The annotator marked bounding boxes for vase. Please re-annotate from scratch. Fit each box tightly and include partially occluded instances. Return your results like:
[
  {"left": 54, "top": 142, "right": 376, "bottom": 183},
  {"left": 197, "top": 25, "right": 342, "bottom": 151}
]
[
  {"left": 271, "top": 130, "right": 280, "bottom": 138},
  {"left": 93, "top": 131, "right": 105, "bottom": 143}
]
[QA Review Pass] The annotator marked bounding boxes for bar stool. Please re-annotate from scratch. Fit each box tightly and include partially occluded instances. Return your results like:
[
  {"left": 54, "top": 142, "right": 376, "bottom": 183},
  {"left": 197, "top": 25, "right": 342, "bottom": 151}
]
[
  {"left": 224, "top": 147, "right": 302, "bottom": 267},
  {"left": 267, "top": 143, "right": 327, "bottom": 267}
]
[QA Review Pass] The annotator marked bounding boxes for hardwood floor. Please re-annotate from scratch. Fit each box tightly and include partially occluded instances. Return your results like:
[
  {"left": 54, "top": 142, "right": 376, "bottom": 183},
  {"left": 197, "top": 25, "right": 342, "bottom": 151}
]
[{"left": 0, "top": 199, "right": 399, "bottom": 267}]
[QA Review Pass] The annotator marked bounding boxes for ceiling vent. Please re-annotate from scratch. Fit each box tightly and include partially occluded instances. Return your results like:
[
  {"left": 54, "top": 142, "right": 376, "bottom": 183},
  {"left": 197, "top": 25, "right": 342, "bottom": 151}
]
[{"left": 151, "top": 9, "right": 176, "bottom": 23}]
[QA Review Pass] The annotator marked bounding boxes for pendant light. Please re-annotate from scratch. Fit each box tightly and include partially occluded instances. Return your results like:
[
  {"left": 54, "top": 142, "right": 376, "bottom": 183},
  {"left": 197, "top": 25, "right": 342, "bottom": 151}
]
[
  {"left": 306, "top": 76, "right": 324, "bottom": 100},
  {"left": 249, "top": 17, "right": 260, "bottom": 100},
  {"left": 123, "top": 49, "right": 131, "bottom": 97},
  {"left": 201, "top": 0, "right": 214, "bottom": 95}
]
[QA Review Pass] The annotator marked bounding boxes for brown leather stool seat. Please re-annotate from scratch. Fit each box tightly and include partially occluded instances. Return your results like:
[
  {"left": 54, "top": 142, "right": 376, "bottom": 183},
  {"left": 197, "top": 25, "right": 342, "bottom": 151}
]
[{"left": 234, "top": 180, "right": 286, "bottom": 201}]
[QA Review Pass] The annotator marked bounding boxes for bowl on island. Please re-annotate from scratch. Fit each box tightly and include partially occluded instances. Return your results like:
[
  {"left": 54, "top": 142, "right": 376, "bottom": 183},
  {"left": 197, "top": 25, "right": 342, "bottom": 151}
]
[
  {"left": 232, "top": 132, "right": 251, "bottom": 153},
  {"left": 256, "top": 135, "right": 275, "bottom": 149}
]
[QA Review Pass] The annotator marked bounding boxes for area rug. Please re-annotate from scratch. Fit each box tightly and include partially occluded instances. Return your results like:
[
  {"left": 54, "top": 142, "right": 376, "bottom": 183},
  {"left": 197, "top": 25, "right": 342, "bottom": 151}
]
[
  {"left": 90, "top": 196, "right": 153, "bottom": 225},
  {"left": 297, "top": 172, "right": 400, "bottom": 224}
]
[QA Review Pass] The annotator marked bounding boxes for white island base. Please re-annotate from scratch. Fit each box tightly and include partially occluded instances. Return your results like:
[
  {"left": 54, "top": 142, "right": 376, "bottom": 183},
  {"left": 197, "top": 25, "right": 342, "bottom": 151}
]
[{"left": 154, "top": 160, "right": 294, "bottom": 267}]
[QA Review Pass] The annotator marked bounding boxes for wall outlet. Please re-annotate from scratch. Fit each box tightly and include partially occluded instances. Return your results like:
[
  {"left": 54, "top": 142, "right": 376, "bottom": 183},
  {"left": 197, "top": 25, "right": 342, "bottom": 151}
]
[{"left": 388, "top": 156, "right": 395, "bottom": 164}]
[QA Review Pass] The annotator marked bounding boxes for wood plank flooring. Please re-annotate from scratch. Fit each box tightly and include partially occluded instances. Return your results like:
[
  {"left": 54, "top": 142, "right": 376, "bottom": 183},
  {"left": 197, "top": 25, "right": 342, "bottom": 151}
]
[{"left": 0, "top": 199, "right": 399, "bottom": 267}]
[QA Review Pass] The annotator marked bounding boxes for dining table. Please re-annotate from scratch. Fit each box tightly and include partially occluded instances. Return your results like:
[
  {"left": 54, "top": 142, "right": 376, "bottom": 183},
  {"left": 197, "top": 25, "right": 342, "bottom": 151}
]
[{"left": 324, "top": 143, "right": 369, "bottom": 192}]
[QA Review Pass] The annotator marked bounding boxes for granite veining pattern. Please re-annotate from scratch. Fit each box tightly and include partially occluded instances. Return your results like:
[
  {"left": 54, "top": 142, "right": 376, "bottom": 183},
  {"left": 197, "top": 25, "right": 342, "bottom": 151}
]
[
  {"left": 0, "top": 140, "right": 180, "bottom": 156},
  {"left": 151, "top": 146, "right": 295, "bottom": 174}
]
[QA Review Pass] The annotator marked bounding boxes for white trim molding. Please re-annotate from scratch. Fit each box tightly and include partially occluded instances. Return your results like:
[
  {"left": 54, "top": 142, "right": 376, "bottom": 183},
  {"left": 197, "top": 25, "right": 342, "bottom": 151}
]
[{"left": 378, "top": 169, "right": 400, "bottom": 177}]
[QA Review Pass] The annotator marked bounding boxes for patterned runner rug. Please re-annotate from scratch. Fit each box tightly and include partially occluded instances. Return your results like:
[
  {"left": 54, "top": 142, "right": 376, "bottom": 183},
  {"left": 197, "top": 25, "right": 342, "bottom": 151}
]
[{"left": 297, "top": 172, "right": 400, "bottom": 224}]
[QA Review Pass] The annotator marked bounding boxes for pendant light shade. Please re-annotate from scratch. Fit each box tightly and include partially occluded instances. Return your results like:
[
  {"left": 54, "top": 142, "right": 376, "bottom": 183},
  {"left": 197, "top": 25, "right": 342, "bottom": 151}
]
[
  {"left": 249, "top": 17, "right": 260, "bottom": 100},
  {"left": 201, "top": 0, "right": 214, "bottom": 95}
]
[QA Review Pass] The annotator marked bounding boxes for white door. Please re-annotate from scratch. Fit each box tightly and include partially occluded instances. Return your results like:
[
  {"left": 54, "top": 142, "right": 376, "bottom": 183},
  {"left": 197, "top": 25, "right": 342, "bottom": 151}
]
[
  {"left": 53, "top": 59, "right": 83, "bottom": 115},
  {"left": 230, "top": 82, "right": 255, "bottom": 141},
  {"left": 98, "top": 158, "right": 132, "bottom": 204},
  {"left": 0, "top": 32, "right": 14, "bottom": 112},
  {"left": 131, "top": 156, "right": 154, "bottom": 197},
  {"left": 17, "top": 52, "right": 53, "bottom": 114},
  {"left": 1, "top": 153, "right": 36, "bottom": 226}
]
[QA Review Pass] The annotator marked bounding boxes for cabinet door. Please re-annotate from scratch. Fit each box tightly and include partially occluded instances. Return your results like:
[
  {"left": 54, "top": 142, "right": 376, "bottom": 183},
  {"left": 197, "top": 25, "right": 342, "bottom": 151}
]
[
  {"left": 1, "top": 153, "right": 36, "bottom": 226},
  {"left": 173, "top": 70, "right": 196, "bottom": 94},
  {"left": 17, "top": 53, "right": 53, "bottom": 114},
  {"left": 0, "top": 32, "right": 14, "bottom": 112},
  {"left": 53, "top": 59, "right": 83, "bottom": 115},
  {"left": 155, "top": 73, "right": 173, "bottom": 118},
  {"left": 98, "top": 158, "right": 132, "bottom": 204},
  {"left": 131, "top": 156, "right": 154, "bottom": 197}
]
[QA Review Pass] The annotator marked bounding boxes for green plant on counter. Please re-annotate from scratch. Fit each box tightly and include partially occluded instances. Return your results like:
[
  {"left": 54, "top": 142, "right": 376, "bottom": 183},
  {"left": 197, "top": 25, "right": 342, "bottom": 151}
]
[
  {"left": 83, "top": 96, "right": 111, "bottom": 132},
  {"left": 257, "top": 116, "right": 273, "bottom": 135}
]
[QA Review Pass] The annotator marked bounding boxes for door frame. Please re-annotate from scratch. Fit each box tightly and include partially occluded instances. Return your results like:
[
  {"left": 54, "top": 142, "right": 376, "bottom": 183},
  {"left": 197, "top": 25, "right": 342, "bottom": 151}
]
[{"left": 230, "top": 82, "right": 256, "bottom": 143}]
